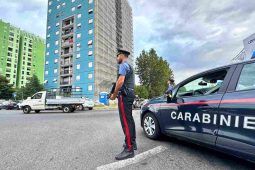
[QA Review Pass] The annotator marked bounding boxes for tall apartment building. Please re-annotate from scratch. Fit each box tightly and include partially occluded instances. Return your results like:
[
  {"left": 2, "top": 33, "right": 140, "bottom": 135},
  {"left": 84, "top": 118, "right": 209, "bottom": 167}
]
[
  {"left": 0, "top": 20, "right": 45, "bottom": 88},
  {"left": 44, "top": 0, "right": 133, "bottom": 99}
]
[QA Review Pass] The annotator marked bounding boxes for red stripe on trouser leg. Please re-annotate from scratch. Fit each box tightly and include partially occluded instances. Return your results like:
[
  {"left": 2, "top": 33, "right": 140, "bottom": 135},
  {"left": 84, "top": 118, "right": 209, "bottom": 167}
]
[{"left": 119, "top": 95, "right": 132, "bottom": 150}]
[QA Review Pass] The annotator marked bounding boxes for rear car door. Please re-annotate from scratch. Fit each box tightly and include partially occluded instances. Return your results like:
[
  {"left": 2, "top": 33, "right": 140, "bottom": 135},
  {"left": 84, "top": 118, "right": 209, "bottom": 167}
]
[
  {"left": 216, "top": 61, "right": 255, "bottom": 162},
  {"left": 160, "top": 66, "right": 236, "bottom": 145}
]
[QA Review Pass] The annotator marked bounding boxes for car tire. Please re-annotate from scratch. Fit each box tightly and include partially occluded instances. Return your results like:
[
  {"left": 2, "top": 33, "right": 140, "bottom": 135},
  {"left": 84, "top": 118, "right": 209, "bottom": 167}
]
[
  {"left": 89, "top": 107, "right": 93, "bottom": 110},
  {"left": 63, "top": 106, "right": 71, "bottom": 113},
  {"left": 35, "top": 110, "right": 40, "bottom": 113},
  {"left": 142, "top": 112, "right": 161, "bottom": 139},
  {"left": 23, "top": 106, "right": 31, "bottom": 114}
]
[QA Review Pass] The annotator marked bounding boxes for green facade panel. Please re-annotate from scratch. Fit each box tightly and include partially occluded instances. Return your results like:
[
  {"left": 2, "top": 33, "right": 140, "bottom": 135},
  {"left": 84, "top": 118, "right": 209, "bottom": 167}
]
[{"left": 0, "top": 20, "right": 45, "bottom": 88}]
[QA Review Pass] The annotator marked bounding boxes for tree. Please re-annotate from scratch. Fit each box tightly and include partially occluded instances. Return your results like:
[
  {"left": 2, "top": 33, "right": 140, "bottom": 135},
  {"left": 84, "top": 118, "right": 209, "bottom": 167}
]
[
  {"left": 0, "top": 75, "right": 15, "bottom": 100},
  {"left": 135, "top": 85, "right": 149, "bottom": 99},
  {"left": 17, "top": 75, "right": 44, "bottom": 100},
  {"left": 135, "top": 48, "right": 174, "bottom": 98}
]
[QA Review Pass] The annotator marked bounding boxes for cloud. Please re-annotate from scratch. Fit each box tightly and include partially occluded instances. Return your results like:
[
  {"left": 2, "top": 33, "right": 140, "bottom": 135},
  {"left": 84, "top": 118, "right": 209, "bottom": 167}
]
[
  {"left": 129, "top": 0, "right": 255, "bottom": 83},
  {"left": 1, "top": 0, "right": 255, "bottom": 84},
  {"left": 0, "top": 0, "right": 47, "bottom": 38}
]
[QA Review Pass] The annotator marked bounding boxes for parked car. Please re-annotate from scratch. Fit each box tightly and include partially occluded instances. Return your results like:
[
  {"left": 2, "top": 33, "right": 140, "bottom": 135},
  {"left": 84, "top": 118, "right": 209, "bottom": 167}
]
[
  {"left": 2, "top": 101, "right": 18, "bottom": 110},
  {"left": 141, "top": 59, "right": 255, "bottom": 163}
]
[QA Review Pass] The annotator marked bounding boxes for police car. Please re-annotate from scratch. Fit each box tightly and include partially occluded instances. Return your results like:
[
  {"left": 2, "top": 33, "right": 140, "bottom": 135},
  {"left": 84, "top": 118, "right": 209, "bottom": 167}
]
[{"left": 141, "top": 59, "right": 255, "bottom": 163}]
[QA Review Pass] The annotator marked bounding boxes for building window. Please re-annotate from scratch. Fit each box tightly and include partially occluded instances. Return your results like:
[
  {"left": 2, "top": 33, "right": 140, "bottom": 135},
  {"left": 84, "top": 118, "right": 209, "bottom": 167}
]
[
  {"left": 88, "top": 85, "right": 93, "bottom": 91},
  {"left": 55, "top": 40, "right": 59, "bottom": 45},
  {"left": 46, "top": 52, "right": 50, "bottom": 56},
  {"left": 88, "top": 9, "right": 93, "bottom": 14},
  {"left": 56, "top": 31, "right": 59, "bottom": 35},
  {"left": 88, "top": 51, "right": 93, "bottom": 56},
  {"left": 62, "top": 2, "right": 66, "bottom": 6},
  {"left": 48, "top": 9, "right": 52, "bottom": 13},
  {"left": 54, "top": 59, "right": 58, "bottom": 63},
  {"left": 53, "top": 79, "right": 57, "bottom": 83},
  {"left": 48, "top": 26, "right": 51, "bottom": 30},
  {"left": 88, "top": 74, "right": 93, "bottom": 79},
  {"left": 77, "top": 43, "right": 81, "bottom": 47},
  {"left": 88, "top": 40, "right": 93, "bottom": 45},
  {"left": 77, "top": 64, "right": 80, "bottom": 70},
  {"left": 77, "top": 23, "right": 81, "bottom": 29},
  {"left": 54, "top": 69, "right": 58, "bottom": 74},
  {"left": 47, "top": 34, "right": 50, "bottom": 38},
  {"left": 56, "top": 22, "right": 60, "bottom": 27},
  {"left": 54, "top": 50, "right": 59, "bottom": 54},
  {"left": 45, "top": 71, "right": 49, "bottom": 75},
  {"left": 57, "top": 5, "right": 60, "bottom": 9},
  {"left": 49, "top": 1, "right": 52, "bottom": 6},
  {"left": 77, "top": 4, "right": 82, "bottom": 9},
  {"left": 77, "top": 14, "right": 82, "bottom": 18},
  {"left": 76, "top": 75, "right": 80, "bottom": 81},
  {"left": 88, "top": 19, "right": 93, "bottom": 24},
  {"left": 46, "top": 61, "right": 49, "bottom": 65},
  {"left": 76, "top": 53, "right": 81, "bottom": 58},
  {"left": 47, "top": 43, "right": 50, "bottom": 48},
  {"left": 77, "top": 33, "right": 81, "bottom": 39},
  {"left": 89, "top": 0, "right": 93, "bottom": 4},
  {"left": 88, "top": 29, "right": 93, "bottom": 35},
  {"left": 72, "top": 0, "right": 75, "bottom": 2},
  {"left": 72, "top": 7, "right": 75, "bottom": 11},
  {"left": 88, "top": 62, "right": 93, "bottom": 68}
]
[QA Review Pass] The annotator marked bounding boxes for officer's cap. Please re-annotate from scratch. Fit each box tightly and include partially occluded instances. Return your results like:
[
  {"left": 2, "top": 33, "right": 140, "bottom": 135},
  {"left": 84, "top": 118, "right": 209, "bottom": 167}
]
[{"left": 117, "top": 48, "right": 130, "bottom": 57}]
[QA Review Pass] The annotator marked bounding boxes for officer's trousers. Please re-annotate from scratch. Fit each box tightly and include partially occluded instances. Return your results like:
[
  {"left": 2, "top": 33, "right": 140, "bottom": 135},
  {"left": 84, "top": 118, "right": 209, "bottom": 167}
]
[{"left": 118, "top": 91, "right": 136, "bottom": 151}]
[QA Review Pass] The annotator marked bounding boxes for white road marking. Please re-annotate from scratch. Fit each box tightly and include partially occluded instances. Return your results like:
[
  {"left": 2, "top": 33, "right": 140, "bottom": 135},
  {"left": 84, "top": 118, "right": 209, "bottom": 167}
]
[{"left": 96, "top": 146, "right": 168, "bottom": 170}]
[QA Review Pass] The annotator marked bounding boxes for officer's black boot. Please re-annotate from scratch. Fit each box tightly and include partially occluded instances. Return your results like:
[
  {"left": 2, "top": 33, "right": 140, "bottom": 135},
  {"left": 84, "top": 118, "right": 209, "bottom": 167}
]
[
  {"left": 115, "top": 148, "right": 134, "bottom": 160},
  {"left": 123, "top": 141, "right": 137, "bottom": 150}
]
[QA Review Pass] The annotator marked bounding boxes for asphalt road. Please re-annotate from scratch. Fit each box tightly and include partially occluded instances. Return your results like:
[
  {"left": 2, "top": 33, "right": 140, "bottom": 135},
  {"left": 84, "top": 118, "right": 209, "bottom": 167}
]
[{"left": 0, "top": 109, "right": 254, "bottom": 170}]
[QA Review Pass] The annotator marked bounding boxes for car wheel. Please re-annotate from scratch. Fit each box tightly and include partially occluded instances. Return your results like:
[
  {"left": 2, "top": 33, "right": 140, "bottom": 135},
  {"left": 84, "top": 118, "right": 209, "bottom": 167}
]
[
  {"left": 142, "top": 112, "right": 161, "bottom": 139},
  {"left": 89, "top": 107, "right": 93, "bottom": 110},
  {"left": 35, "top": 110, "right": 40, "bottom": 113},
  {"left": 23, "top": 106, "right": 31, "bottom": 114}
]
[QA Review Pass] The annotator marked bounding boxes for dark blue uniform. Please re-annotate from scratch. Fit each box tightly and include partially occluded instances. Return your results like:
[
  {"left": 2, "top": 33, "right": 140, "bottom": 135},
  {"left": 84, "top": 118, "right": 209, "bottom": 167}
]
[{"left": 118, "top": 61, "right": 136, "bottom": 151}]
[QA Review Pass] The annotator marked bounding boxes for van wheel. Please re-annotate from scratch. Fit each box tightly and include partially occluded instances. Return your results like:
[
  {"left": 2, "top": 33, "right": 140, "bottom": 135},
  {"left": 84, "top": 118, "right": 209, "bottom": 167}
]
[
  {"left": 23, "top": 106, "right": 31, "bottom": 114},
  {"left": 142, "top": 112, "right": 161, "bottom": 139},
  {"left": 77, "top": 105, "right": 84, "bottom": 111},
  {"left": 89, "top": 107, "right": 93, "bottom": 110},
  {"left": 63, "top": 106, "right": 71, "bottom": 113},
  {"left": 35, "top": 110, "right": 40, "bottom": 113}
]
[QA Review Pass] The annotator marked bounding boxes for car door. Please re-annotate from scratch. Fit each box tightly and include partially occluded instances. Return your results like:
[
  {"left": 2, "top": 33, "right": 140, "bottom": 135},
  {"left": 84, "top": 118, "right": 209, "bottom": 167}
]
[
  {"left": 160, "top": 66, "right": 236, "bottom": 145},
  {"left": 216, "top": 61, "right": 255, "bottom": 162},
  {"left": 30, "top": 93, "right": 44, "bottom": 110}
]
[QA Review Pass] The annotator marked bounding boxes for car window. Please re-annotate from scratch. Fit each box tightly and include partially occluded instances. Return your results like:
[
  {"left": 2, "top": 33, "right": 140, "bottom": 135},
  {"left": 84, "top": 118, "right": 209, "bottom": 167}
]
[
  {"left": 32, "top": 93, "right": 42, "bottom": 99},
  {"left": 176, "top": 69, "right": 228, "bottom": 98},
  {"left": 236, "top": 63, "right": 255, "bottom": 91}
]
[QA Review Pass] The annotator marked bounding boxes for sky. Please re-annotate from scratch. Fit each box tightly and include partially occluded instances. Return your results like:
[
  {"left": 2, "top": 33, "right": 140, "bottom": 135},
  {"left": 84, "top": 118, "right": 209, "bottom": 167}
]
[{"left": 1, "top": 0, "right": 255, "bottom": 83}]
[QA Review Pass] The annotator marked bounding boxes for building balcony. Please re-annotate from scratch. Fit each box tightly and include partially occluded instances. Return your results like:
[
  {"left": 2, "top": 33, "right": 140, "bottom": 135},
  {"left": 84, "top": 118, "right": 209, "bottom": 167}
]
[
  {"left": 62, "top": 23, "right": 74, "bottom": 30},
  {"left": 62, "top": 41, "right": 74, "bottom": 48},
  {"left": 60, "top": 61, "right": 73, "bottom": 67},
  {"left": 60, "top": 81, "right": 72, "bottom": 86},
  {"left": 60, "top": 70, "right": 73, "bottom": 76},
  {"left": 62, "top": 32, "right": 74, "bottom": 39},
  {"left": 61, "top": 51, "right": 73, "bottom": 57}
]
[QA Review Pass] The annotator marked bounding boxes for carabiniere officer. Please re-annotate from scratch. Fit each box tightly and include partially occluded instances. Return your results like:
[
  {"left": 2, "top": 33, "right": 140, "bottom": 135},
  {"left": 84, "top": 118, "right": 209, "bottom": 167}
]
[{"left": 110, "top": 48, "right": 137, "bottom": 160}]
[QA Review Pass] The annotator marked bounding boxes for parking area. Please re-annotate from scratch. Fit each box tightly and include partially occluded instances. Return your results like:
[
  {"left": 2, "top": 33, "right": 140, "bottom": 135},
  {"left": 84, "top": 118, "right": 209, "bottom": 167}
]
[{"left": 0, "top": 109, "right": 254, "bottom": 170}]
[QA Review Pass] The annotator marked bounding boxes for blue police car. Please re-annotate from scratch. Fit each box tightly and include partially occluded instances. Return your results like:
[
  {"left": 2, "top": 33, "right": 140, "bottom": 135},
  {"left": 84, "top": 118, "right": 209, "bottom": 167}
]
[{"left": 140, "top": 59, "right": 255, "bottom": 163}]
